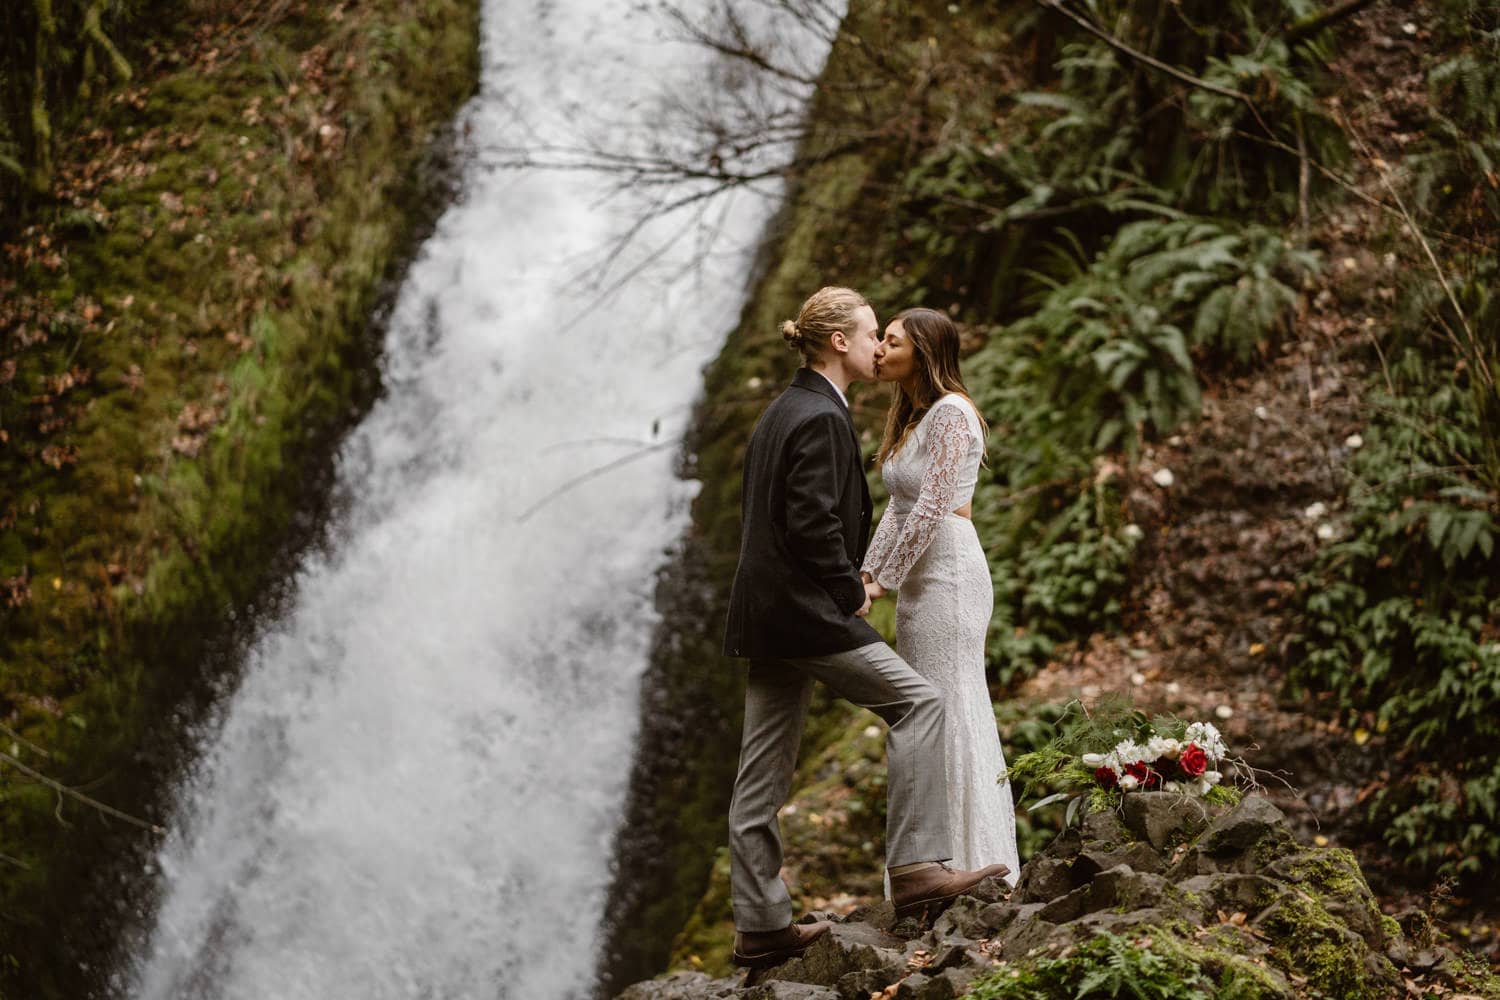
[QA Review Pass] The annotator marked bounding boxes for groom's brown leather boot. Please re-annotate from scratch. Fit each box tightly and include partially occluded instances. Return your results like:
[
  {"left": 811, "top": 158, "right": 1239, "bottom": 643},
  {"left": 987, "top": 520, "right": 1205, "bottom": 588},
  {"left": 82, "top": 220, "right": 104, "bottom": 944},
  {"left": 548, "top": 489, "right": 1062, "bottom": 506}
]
[
  {"left": 890, "top": 862, "right": 1011, "bottom": 921},
  {"left": 731, "top": 920, "right": 833, "bottom": 968}
]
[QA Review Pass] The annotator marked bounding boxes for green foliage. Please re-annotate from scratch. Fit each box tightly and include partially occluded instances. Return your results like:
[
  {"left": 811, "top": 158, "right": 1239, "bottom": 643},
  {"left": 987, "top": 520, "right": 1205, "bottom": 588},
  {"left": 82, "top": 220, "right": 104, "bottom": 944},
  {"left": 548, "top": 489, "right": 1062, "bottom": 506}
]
[
  {"left": 1181, "top": 30, "right": 1344, "bottom": 214},
  {"left": 974, "top": 465, "right": 1139, "bottom": 683},
  {"left": 981, "top": 487, "right": 1138, "bottom": 682},
  {"left": 966, "top": 930, "right": 1217, "bottom": 1000},
  {"left": 2, "top": 0, "right": 182, "bottom": 214},
  {"left": 986, "top": 228, "right": 1204, "bottom": 458},
  {"left": 825, "top": 0, "right": 1338, "bottom": 690},
  {"left": 1291, "top": 349, "right": 1500, "bottom": 881},
  {"left": 1109, "top": 219, "right": 1317, "bottom": 363},
  {"left": 0, "top": 1, "right": 480, "bottom": 994},
  {"left": 959, "top": 216, "right": 1311, "bottom": 682},
  {"left": 997, "top": 700, "right": 1085, "bottom": 859},
  {"left": 1404, "top": 6, "right": 1500, "bottom": 233}
]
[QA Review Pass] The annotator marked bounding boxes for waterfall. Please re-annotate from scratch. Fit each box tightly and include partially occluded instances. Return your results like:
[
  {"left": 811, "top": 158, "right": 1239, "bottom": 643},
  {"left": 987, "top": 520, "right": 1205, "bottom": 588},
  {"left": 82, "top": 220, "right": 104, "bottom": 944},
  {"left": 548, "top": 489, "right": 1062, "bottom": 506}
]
[{"left": 122, "top": 2, "right": 835, "bottom": 997}]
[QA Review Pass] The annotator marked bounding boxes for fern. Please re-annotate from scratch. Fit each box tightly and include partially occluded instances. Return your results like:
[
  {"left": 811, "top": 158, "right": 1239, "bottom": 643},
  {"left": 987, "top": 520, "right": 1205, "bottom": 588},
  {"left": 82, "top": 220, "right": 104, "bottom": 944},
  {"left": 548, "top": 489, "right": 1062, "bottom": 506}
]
[
  {"left": 1290, "top": 349, "right": 1500, "bottom": 882},
  {"left": 966, "top": 930, "right": 1216, "bottom": 1000}
]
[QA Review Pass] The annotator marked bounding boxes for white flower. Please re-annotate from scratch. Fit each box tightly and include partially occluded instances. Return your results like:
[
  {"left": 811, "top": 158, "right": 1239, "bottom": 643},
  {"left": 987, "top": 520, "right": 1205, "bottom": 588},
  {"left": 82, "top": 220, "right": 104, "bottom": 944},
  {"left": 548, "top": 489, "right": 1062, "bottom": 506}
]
[
  {"left": 1316, "top": 523, "right": 1336, "bottom": 541},
  {"left": 1122, "top": 523, "right": 1144, "bottom": 542},
  {"left": 1203, "top": 770, "right": 1222, "bottom": 785},
  {"left": 1146, "top": 736, "right": 1172, "bottom": 759},
  {"left": 1081, "top": 753, "right": 1106, "bottom": 767},
  {"left": 1344, "top": 433, "right": 1363, "bottom": 450},
  {"left": 1303, "top": 502, "right": 1327, "bottom": 520},
  {"left": 1118, "top": 775, "right": 1141, "bottom": 792},
  {"left": 1161, "top": 738, "right": 1182, "bottom": 758},
  {"left": 1193, "top": 778, "right": 1213, "bottom": 796},
  {"left": 1185, "top": 722, "right": 1227, "bottom": 760},
  {"left": 1152, "top": 467, "right": 1175, "bottom": 488}
]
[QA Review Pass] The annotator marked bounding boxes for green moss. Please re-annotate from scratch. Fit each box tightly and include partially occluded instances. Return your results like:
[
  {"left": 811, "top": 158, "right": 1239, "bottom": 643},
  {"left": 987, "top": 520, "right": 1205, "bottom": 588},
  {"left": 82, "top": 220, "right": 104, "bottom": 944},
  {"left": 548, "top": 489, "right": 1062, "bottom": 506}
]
[
  {"left": 668, "top": 847, "right": 737, "bottom": 978},
  {"left": 1259, "top": 892, "right": 1389, "bottom": 1000},
  {"left": 1280, "top": 847, "right": 1386, "bottom": 940},
  {"left": 1282, "top": 847, "right": 1369, "bottom": 899},
  {"left": 0, "top": 1, "right": 480, "bottom": 995},
  {"left": 1151, "top": 927, "right": 1289, "bottom": 1000},
  {"left": 967, "top": 926, "right": 1287, "bottom": 1000}
]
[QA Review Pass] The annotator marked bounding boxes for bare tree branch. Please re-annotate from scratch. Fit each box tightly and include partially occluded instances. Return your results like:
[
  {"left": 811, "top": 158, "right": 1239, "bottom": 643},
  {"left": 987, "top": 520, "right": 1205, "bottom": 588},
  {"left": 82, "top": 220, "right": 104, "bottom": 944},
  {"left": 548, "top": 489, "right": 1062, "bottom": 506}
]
[
  {"left": 1, "top": 750, "right": 164, "bottom": 834},
  {"left": 516, "top": 442, "right": 678, "bottom": 523},
  {"left": 1030, "top": 0, "right": 1250, "bottom": 103}
]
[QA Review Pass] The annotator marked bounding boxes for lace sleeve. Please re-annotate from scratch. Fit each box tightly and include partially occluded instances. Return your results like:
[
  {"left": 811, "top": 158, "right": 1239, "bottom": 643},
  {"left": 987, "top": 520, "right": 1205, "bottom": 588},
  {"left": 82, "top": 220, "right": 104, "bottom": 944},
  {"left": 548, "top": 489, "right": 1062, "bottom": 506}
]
[
  {"left": 873, "top": 403, "right": 975, "bottom": 591},
  {"left": 861, "top": 500, "right": 900, "bottom": 580}
]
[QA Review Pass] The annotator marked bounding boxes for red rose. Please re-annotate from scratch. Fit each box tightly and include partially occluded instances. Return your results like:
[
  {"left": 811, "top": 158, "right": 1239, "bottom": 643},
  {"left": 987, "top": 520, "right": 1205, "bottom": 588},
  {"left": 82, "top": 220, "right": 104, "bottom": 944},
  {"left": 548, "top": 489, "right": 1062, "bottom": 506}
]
[
  {"left": 1179, "top": 742, "right": 1208, "bottom": 777},
  {"left": 1124, "top": 761, "right": 1160, "bottom": 788},
  {"left": 1095, "top": 766, "right": 1118, "bottom": 789}
]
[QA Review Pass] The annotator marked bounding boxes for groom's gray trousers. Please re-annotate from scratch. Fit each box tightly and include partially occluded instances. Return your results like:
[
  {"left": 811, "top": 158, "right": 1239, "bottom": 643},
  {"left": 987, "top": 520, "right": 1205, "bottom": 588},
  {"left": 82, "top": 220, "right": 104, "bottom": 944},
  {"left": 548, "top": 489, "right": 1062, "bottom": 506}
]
[{"left": 728, "top": 640, "right": 953, "bottom": 932}]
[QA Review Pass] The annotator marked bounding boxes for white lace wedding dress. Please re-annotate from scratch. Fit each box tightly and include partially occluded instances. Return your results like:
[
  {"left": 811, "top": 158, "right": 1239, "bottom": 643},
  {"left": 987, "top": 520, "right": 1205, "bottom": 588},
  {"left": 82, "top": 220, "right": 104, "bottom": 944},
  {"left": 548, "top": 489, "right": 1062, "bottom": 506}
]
[{"left": 863, "top": 394, "right": 1020, "bottom": 886}]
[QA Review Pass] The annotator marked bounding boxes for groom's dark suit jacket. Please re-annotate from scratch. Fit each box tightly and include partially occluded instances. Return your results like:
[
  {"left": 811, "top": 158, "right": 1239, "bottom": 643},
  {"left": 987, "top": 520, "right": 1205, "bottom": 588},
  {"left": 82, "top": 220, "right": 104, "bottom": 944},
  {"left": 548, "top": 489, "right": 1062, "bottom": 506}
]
[{"left": 724, "top": 367, "right": 882, "bottom": 659}]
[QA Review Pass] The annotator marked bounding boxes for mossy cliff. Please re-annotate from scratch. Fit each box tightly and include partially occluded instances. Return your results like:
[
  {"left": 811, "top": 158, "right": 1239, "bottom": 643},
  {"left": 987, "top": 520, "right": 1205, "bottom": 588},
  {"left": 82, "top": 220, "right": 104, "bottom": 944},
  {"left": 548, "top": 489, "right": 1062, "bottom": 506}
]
[{"left": 0, "top": 3, "right": 480, "bottom": 996}]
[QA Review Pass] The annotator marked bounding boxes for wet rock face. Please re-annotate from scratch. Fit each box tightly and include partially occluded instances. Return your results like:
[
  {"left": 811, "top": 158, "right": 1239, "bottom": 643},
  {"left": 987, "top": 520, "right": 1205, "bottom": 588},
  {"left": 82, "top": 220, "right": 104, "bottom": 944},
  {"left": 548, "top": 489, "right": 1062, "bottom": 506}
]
[{"left": 615, "top": 795, "right": 1454, "bottom": 1000}]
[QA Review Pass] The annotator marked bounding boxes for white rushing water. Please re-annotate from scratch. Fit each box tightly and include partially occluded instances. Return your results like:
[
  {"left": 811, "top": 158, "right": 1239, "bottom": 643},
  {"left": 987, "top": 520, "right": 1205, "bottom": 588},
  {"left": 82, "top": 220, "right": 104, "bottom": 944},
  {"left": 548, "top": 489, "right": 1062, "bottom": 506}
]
[{"left": 123, "top": 2, "right": 834, "bottom": 997}]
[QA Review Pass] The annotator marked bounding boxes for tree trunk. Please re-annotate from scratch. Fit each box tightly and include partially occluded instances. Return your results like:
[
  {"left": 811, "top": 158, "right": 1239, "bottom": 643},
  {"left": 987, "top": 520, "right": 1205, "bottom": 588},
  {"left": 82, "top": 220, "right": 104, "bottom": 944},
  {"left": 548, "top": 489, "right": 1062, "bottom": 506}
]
[
  {"left": 83, "top": 0, "right": 134, "bottom": 84},
  {"left": 28, "top": 0, "right": 55, "bottom": 196}
]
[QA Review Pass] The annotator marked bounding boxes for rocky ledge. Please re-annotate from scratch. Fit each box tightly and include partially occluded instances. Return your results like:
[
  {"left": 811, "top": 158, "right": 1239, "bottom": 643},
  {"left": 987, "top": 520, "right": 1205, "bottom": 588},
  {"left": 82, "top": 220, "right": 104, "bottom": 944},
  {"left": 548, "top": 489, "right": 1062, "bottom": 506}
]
[{"left": 618, "top": 794, "right": 1477, "bottom": 1000}]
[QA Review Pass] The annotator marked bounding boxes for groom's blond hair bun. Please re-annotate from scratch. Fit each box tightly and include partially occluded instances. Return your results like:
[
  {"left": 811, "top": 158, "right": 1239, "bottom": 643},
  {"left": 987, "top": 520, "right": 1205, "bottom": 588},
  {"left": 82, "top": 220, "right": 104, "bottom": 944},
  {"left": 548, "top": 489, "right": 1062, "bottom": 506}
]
[{"left": 783, "top": 286, "right": 867, "bottom": 365}]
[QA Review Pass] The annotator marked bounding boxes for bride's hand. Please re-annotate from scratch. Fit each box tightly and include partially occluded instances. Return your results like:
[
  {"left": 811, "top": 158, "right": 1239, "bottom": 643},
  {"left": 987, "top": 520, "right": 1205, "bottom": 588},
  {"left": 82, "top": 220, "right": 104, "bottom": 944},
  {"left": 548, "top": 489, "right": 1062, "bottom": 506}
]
[{"left": 865, "top": 580, "right": 887, "bottom": 602}]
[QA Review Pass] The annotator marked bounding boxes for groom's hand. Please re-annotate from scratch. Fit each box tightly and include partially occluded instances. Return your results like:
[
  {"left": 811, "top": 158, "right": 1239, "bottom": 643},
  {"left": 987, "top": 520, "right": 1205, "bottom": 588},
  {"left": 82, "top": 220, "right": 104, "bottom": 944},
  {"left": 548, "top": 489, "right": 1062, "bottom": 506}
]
[
  {"left": 865, "top": 580, "right": 887, "bottom": 602},
  {"left": 855, "top": 592, "right": 872, "bottom": 617}
]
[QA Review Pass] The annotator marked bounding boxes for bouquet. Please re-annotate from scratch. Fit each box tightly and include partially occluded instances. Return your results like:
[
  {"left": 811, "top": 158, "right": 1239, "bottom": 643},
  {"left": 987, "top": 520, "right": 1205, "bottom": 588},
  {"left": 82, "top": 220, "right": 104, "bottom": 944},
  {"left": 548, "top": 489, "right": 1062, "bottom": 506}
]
[
  {"left": 1004, "top": 700, "right": 1246, "bottom": 826},
  {"left": 1084, "top": 720, "right": 1228, "bottom": 797}
]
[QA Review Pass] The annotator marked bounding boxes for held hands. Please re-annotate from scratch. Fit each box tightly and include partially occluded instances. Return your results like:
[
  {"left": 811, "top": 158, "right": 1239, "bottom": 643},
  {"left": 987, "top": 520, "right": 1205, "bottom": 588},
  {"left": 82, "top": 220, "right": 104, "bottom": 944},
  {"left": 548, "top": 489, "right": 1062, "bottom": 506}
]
[{"left": 855, "top": 571, "right": 886, "bottom": 616}]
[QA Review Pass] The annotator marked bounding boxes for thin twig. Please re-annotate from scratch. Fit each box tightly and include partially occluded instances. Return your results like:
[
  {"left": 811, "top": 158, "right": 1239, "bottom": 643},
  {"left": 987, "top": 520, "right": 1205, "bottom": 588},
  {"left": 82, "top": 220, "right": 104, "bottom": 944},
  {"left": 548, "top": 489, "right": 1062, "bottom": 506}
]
[
  {"left": 0, "top": 721, "right": 51, "bottom": 759},
  {"left": 1030, "top": 0, "right": 1247, "bottom": 102},
  {"left": 1295, "top": 110, "right": 1311, "bottom": 238},
  {"left": 1347, "top": 464, "right": 1486, "bottom": 502},
  {"left": 1337, "top": 112, "right": 1494, "bottom": 391},
  {"left": 0, "top": 751, "right": 164, "bottom": 834},
  {"left": 516, "top": 442, "right": 678, "bottom": 523}
]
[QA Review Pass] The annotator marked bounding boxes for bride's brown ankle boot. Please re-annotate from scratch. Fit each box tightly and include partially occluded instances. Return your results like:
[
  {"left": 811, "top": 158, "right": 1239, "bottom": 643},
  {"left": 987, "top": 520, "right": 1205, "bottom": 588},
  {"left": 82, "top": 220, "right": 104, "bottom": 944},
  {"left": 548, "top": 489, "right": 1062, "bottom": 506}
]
[{"left": 890, "top": 862, "right": 1011, "bottom": 921}]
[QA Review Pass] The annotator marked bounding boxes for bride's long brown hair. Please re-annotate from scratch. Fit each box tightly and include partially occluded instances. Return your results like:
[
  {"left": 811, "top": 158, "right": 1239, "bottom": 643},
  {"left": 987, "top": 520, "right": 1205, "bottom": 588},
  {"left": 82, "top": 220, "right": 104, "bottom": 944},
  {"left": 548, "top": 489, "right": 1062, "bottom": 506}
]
[{"left": 874, "top": 307, "right": 989, "bottom": 466}]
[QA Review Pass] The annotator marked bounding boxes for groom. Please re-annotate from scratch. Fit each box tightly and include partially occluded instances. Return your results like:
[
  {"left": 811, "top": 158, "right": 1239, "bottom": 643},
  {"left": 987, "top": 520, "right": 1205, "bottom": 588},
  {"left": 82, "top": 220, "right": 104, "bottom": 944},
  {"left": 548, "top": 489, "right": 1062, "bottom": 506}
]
[{"left": 722, "top": 286, "right": 1008, "bottom": 969}]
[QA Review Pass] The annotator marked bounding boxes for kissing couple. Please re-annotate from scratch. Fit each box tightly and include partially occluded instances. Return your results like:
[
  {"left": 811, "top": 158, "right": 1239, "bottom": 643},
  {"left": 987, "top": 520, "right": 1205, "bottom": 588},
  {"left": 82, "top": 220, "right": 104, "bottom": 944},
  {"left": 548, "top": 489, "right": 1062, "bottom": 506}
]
[{"left": 722, "top": 286, "right": 1021, "bottom": 969}]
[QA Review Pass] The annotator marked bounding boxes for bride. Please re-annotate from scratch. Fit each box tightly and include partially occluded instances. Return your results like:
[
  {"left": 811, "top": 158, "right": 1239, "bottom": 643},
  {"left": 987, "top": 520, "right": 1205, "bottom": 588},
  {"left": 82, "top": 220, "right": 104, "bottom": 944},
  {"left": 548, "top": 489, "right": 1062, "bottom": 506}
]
[{"left": 861, "top": 307, "right": 1020, "bottom": 885}]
